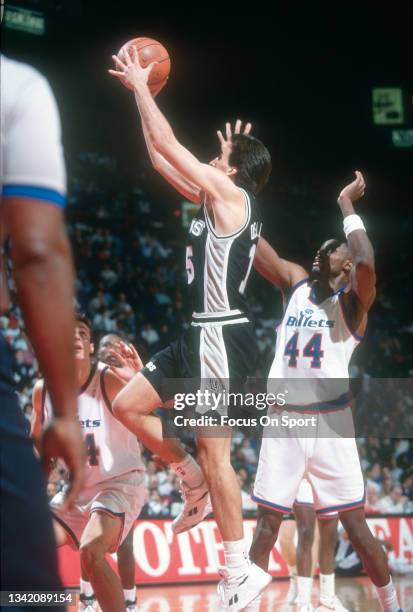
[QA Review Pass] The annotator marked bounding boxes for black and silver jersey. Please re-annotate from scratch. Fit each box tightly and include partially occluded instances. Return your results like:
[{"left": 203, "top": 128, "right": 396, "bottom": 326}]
[{"left": 186, "top": 188, "right": 262, "bottom": 321}]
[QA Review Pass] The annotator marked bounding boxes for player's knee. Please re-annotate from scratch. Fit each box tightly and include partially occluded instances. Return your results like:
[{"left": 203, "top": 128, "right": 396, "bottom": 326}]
[
  {"left": 297, "top": 522, "right": 315, "bottom": 545},
  {"left": 80, "top": 541, "right": 105, "bottom": 574},
  {"left": 343, "top": 518, "right": 371, "bottom": 552},
  {"left": 255, "top": 513, "right": 281, "bottom": 547}
]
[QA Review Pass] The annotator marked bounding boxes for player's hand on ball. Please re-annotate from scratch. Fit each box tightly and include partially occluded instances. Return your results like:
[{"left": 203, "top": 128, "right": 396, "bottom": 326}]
[
  {"left": 109, "top": 46, "right": 158, "bottom": 90},
  {"left": 217, "top": 119, "right": 252, "bottom": 157},
  {"left": 338, "top": 171, "right": 366, "bottom": 205}
]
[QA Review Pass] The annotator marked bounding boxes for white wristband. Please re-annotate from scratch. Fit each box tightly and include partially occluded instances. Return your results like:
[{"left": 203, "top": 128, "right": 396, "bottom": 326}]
[{"left": 343, "top": 214, "right": 366, "bottom": 238}]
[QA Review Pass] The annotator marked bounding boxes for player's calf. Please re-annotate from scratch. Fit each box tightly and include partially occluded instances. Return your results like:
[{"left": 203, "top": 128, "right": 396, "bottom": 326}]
[
  {"left": 249, "top": 508, "right": 283, "bottom": 571},
  {"left": 339, "top": 509, "right": 402, "bottom": 612}
]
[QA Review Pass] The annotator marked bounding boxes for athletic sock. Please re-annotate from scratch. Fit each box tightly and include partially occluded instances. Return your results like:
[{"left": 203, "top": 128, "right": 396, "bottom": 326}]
[
  {"left": 79, "top": 578, "right": 94, "bottom": 598},
  {"left": 124, "top": 587, "right": 136, "bottom": 602},
  {"left": 375, "top": 578, "right": 401, "bottom": 612},
  {"left": 297, "top": 576, "right": 313, "bottom": 604},
  {"left": 320, "top": 572, "right": 335, "bottom": 601},
  {"left": 223, "top": 539, "right": 249, "bottom": 574},
  {"left": 170, "top": 454, "right": 204, "bottom": 489}
]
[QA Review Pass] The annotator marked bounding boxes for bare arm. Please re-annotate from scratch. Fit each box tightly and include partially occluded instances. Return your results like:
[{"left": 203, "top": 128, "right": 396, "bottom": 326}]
[
  {"left": 4, "top": 199, "right": 78, "bottom": 416},
  {"left": 3, "top": 199, "right": 85, "bottom": 508},
  {"left": 141, "top": 121, "right": 201, "bottom": 204},
  {"left": 254, "top": 237, "right": 308, "bottom": 294},
  {"left": 337, "top": 171, "right": 376, "bottom": 311},
  {"left": 101, "top": 367, "right": 127, "bottom": 404},
  {"left": 109, "top": 51, "right": 237, "bottom": 202}
]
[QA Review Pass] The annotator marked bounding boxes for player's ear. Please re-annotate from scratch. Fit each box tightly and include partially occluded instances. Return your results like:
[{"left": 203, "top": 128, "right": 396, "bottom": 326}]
[
  {"left": 227, "top": 166, "right": 237, "bottom": 178},
  {"left": 90, "top": 342, "right": 95, "bottom": 355}
]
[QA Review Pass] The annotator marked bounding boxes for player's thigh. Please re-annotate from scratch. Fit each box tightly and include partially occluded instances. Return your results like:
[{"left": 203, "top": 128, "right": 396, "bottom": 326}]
[
  {"left": 113, "top": 371, "right": 162, "bottom": 416},
  {"left": 80, "top": 510, "right": 123, "bottom": 554}
]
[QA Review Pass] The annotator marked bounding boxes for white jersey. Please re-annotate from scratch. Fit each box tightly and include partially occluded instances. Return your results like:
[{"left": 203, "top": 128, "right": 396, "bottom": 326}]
[
  {"left": 42, "top": 361, "right": 144, "bottom": 487},
  {"left": 268, "top": 278, "right": 361, "bottom": 408},
  {"left": 0, "top": 55, "right": 66, "bottom": 201}
]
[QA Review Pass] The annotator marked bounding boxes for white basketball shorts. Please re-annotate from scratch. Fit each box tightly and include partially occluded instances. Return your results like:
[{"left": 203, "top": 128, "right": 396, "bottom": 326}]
[
  {"left": 51, "top": 470, "right": 146, "bottom": 551},
  {"left": 252, "top": 408, "right": 365, "bottom": 517}
]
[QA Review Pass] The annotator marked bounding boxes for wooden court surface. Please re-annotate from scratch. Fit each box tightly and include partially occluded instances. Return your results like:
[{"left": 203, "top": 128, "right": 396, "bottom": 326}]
[{"left": 68, "top": 576, "right": 412, "bottom": 611}]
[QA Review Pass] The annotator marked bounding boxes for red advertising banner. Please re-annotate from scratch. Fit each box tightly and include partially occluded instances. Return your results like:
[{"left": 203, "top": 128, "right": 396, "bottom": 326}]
[{"left": 59, "top": 516, "right": 413, "bottom": 587}]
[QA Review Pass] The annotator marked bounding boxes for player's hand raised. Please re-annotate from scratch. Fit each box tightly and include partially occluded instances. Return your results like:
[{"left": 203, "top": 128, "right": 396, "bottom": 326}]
[
  {"left": 217, "top": 119, "right": 252, "bottom": 158},
  {"left": 108, "top": 340, "right": 144, "bottom": 383},
  {"left": 338, "top": 171, "right": 366, "bottom": 205},
  {"left": 41, "top": 417, "right": 86, "bottom": 510},
  {"left": 109, "top": 46, "right": 157, "bottom": 90}
]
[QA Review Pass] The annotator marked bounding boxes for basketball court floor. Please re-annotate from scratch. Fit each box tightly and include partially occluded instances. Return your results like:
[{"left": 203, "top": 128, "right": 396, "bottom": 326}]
[{"left": 68, "top": 576, "right": 412, "bottom": 611}]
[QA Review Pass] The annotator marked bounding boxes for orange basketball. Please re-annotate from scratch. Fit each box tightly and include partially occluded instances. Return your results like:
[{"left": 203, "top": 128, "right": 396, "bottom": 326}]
[{"left": 118, "top": 37, "right": 170, "bottom": 95}]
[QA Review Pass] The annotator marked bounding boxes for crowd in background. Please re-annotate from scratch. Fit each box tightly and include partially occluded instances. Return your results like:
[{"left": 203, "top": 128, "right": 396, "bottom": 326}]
[{"left": 2, "top": 152, "right": 413, "bottom": 518}]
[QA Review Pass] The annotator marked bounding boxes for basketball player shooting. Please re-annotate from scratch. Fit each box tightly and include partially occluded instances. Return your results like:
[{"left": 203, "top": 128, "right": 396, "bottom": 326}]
[
  {"left": 109, "top": 48, "right": 273, "bottom": 610},
  {"left": 245, "top": 172, "right": 402, "bottom": 612}
]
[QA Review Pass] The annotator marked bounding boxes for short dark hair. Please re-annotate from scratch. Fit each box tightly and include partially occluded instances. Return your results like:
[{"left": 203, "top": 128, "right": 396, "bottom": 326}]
[
  {"left": 229, "top": 134, "right": 272, "bottom": 195},
  {"left": 75, "top": 311, "right": 92, "bottom": 335}
]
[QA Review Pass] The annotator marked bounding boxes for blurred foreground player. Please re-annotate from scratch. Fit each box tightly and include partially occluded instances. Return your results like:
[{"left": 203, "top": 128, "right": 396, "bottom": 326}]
[
  {"left": 110, "top": 49, "right": 272, "bottom": 610},
  {"left": 0, "top": 54, "right": 85, "bottom": 603},
  {"left": 247, "top": 173, "right": 402, "bottom": 611},
  {"left": 32, "top": 314, "right": 146, "bottom": 612}
]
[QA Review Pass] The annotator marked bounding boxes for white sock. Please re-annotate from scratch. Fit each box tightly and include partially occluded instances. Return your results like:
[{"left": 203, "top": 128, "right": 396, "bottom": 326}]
[
  {"left": 297, "top": 576, "right": 312, "bottom": 604},
  {"left": 320, "top": 572, "right": 335, "bottom": 601},
  {"left": 170, "top": 454, "right": 204, "bottom": 488},
  {"left": 223, "top": 539, "right": 249, "bottom": 573},
  {"left": 375, "top": 578, "right": 401, "bottom": 612},
  {"left": 80, "top": 578, "right": 94, "bottom": 598},
  {"left": 124, "top": 587, "right": 136, "bottom": 602},
  {"left": 288, "top": 564, "right": 297, "bottom": 577}
]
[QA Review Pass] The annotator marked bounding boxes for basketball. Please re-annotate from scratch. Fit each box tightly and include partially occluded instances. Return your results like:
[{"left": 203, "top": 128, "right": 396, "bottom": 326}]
[{"left": 118, "top": 37, "right": 170, "bottom": 95}]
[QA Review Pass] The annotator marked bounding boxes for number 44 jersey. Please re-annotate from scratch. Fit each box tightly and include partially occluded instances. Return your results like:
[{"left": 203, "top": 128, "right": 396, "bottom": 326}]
[
  {"left": 42, "top": 361, "right": 144, "bottom": 487},
  {"left": 268, "top": 279, "right": 361, "bottom": 408},
  {"left": 186, "top": 188, "right": 262, "bottom": 319}
]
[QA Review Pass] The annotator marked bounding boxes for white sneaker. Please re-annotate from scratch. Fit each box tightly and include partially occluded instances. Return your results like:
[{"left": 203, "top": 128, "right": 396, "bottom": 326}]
[
  {"left": 217, "top": 563, "right": 272, "bottom": 611},
  {"left": 287, "top": 573, "right": 298, "bottom": 604},
  {"left": 125, "top": 599, "right": 138, "bottom": 612},
  {"left": 78, "top": 594, "right": 98, "bottom": 611},
  {"left": 243, "top": 595, "right": 262, "bottom": 611},
  {"left": 171, "top": 480, "right": 212, "bottom": 534},
  {"left": 316, "top": 596, "right": 349, "bottom": 611}
]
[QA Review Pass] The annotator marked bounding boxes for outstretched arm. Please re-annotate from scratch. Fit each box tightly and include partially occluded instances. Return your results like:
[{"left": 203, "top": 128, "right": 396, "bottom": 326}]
[
  {"left": 338, "top": 171, "right": 376, "bottom": 311},
  {"left": 254, "top": 237, "right": 308, "bottom": 295},
  {"left": 141, "top": 120, "right": 201, "bottom": 204},
  {"left": 109, "top": 50, "right": 236, "bottom": 202}
]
